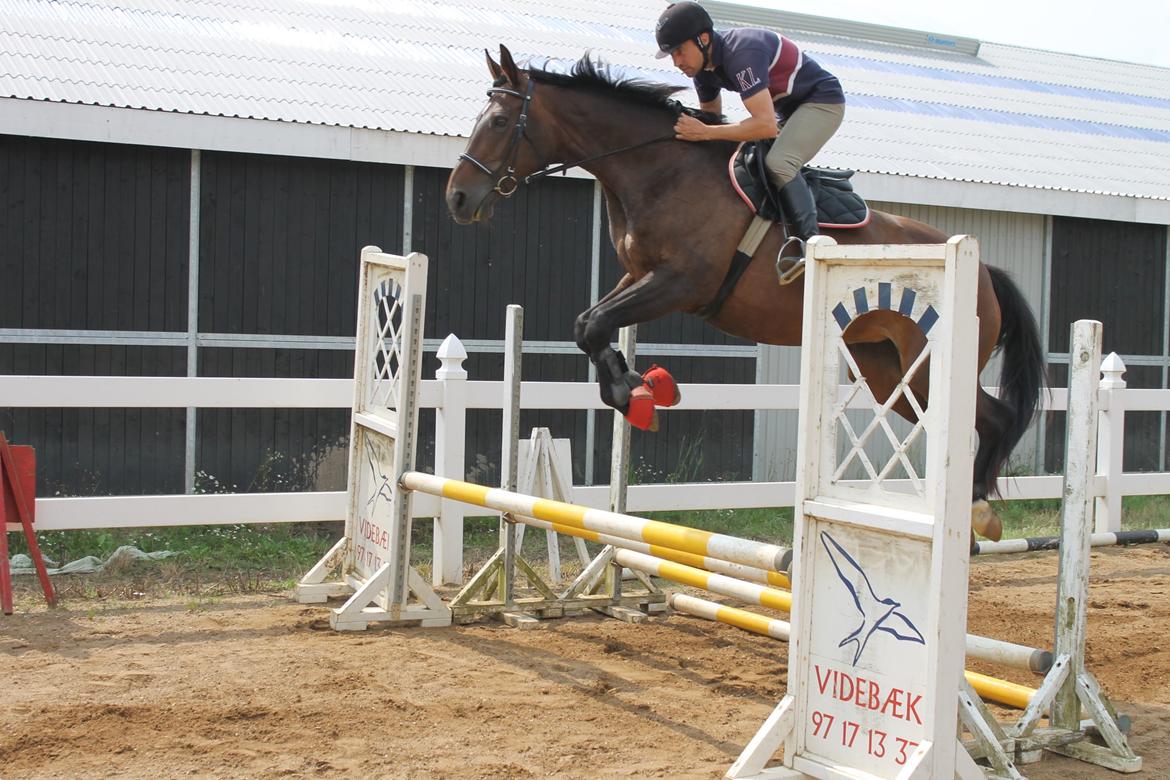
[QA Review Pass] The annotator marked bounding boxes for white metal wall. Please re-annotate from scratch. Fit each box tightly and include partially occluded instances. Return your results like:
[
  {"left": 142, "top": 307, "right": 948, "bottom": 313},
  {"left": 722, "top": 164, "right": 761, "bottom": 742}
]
[{"left": 753, "top": 202, "right": 1048, "bottom": 481}]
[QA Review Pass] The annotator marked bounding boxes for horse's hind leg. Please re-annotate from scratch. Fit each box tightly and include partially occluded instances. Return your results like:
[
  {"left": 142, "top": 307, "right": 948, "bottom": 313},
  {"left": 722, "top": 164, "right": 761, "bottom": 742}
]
[{"left": 971, "top": 386, "right": 1014, "bottom": 541}]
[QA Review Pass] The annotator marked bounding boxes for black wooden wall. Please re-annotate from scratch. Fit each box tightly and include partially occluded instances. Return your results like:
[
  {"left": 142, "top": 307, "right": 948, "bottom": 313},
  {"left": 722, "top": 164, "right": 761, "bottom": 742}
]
[
  {"left": 193, "top": 151, "right": 405, "bottom": 492},
  {"left": 0, "top": 135, "right": 189, "bottom": 495},
  {"left": 1046, "top": 216, "right": 1168, "bottom": 472}
]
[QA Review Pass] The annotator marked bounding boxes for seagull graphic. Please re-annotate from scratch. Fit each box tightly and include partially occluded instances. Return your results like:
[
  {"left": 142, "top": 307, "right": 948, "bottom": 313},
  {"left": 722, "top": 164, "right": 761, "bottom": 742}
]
[
  {"left": 363, "top": 436, "right": 396, "bottom": 511},
  {"left": 821, "top": 531, "right": 925, "bottom": 666}
]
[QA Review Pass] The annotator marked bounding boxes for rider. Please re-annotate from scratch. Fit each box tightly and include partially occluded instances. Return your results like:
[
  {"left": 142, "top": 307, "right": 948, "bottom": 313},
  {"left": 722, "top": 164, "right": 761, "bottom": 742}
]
[{"left": 654, "top": 1, "right": 846, "bottom": 270}]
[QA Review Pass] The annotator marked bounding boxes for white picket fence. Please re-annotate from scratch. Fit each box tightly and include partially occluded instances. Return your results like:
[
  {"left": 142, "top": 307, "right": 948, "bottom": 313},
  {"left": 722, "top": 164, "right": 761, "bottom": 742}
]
[{"left": 3, "top": 339, "right": 1169, "bottom": 583}]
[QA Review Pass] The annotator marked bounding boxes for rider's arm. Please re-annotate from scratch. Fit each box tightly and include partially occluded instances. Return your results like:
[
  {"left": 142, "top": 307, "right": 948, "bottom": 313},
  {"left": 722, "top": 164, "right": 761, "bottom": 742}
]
[
  {"left": 675, "top": 90, "right": 777, "bottom": 142},
  {"left": 700, "top": 96, "right": 722, "bottom": 116},
  {"left": 704, "top": 90, "right": 777, "bottom": 140}
]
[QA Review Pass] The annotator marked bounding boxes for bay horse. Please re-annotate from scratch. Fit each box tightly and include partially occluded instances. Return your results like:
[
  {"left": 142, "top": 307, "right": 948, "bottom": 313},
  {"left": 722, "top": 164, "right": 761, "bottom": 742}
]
[{"left": 445, "top": 46, "right": 1046, "bottom": 540}]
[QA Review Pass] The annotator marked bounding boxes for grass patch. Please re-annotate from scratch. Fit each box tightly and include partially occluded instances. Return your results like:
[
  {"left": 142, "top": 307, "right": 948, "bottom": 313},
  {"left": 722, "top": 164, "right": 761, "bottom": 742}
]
[
  {"left": 9, "top": 494, "right": 1170, "bottom": 604},
  {"left": 990, "top": 494, "right": 1170, "bottom": 540},
  {"left": 8, "top": 524, "right": 338, "bottom": 600}
]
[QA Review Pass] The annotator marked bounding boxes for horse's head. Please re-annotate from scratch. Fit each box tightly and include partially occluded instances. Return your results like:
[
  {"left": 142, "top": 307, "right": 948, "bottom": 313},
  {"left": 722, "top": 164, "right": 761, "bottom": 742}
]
[{"left": 446, "top": 45, "right": 549, "bottom": 224}]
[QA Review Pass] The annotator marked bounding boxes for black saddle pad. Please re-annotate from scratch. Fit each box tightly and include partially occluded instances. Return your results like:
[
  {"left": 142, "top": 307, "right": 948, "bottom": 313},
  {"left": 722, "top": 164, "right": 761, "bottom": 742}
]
[{"left": 730, "top": 140, "right": 869, "bottom": 228}]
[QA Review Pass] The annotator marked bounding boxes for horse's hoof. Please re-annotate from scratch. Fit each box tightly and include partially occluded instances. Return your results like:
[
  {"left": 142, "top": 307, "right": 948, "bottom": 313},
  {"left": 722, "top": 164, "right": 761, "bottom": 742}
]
[
  {"left": 624, "top": 387, "right": 659, "bottom": 432},
  {"left": 642, "top": 364, "right": 681, "bottom": 407},
  {"left": 971, "top": 499, "right": 1002, "bottom": 541}
]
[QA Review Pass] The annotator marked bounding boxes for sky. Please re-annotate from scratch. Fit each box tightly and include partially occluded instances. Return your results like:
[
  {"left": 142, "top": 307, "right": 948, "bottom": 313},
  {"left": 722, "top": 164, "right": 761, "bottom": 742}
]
[{"left": 750, "top": 0, "right": 1170, "bottom": 69}]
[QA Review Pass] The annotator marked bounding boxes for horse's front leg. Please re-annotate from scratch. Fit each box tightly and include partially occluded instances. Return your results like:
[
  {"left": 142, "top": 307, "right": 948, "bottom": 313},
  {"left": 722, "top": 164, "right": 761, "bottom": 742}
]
[
  {"left": 574, "top": 273, "right": 635, "bottom": 356},
  {"left": 574, "top": 273, "right": 640, "bottom": 410},
  {"left": 575, "top": 270, "right": 694, "bottom": 426}
]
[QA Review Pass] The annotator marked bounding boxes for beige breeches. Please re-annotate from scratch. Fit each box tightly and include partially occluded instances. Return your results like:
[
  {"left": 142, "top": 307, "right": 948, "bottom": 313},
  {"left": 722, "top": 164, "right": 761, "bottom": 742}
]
[{"left": 764, "top": 102, "right": 846, "bottom": 187}]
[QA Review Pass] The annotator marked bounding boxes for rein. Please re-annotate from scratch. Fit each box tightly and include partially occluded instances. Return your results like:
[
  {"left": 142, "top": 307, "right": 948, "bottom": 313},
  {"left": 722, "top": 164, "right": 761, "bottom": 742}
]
[
  {"left": 459, "top": 79, "right": 675, "bottom": 196},
  {"left": 525, "top": 133, "right": 676, "bottom": 183}
]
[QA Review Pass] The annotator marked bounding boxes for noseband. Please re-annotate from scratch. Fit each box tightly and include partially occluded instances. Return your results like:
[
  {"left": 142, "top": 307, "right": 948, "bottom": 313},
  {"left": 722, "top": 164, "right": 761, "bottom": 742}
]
[{"left": 458, "top": 79, "right": 537, "bottom": 198}]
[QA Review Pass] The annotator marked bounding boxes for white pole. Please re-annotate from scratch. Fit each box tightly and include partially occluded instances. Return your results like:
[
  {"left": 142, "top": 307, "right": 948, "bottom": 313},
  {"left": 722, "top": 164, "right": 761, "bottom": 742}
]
[
  {"left": 1095, "top": 352, "right": 1126, "bottom": 534},
  {"left": 1052, "top": 320, "right": 1103, "bottom": 729},
  {"left": 433, "top": 334, "right": 468, "bottom": 585},
  {"left": 500, "top": 305, "right": 523, "bottom": 604},
  {"left": 610, "top": 325, "right": 637, "bottom": 514}
]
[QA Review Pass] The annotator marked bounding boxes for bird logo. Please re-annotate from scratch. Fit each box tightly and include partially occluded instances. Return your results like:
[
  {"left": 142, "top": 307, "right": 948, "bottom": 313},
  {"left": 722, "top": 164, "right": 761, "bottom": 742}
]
[
  {"left": 363, "top": 436, "right": 395, "bottom": 511},
  {"left": 821, "top": 531, "right": 925, "bottom": 666}
]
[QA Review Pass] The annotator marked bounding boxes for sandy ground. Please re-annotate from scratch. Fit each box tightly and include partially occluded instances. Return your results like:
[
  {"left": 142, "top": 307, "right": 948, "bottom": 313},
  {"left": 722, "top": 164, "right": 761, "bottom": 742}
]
[{"left": 2, "top": 545, "right": 1169, "bottom": 779}]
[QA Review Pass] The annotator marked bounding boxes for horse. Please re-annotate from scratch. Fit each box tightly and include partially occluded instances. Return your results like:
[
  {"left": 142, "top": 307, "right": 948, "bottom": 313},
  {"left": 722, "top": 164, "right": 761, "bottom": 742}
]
[{"left": 445, "top": 46, "right": 1046, "bottom": 541}]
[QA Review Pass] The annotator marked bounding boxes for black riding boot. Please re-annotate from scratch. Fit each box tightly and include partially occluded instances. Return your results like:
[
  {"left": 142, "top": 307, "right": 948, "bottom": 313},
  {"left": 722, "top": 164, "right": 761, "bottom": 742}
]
[{"left": 776, "top": 176, "right": 819, "bottom": 283}]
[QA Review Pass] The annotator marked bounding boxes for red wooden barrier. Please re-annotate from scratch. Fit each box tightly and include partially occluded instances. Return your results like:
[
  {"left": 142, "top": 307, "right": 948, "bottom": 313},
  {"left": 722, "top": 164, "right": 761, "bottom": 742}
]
[{"left": 0, "top": 433, "right": 55, "bottom": 614}]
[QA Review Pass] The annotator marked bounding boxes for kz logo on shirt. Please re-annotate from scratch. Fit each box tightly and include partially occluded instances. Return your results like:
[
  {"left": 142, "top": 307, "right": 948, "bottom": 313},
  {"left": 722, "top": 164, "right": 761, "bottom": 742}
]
[{"left": 735, "top": 66, "right": 760, "bottom": 91}]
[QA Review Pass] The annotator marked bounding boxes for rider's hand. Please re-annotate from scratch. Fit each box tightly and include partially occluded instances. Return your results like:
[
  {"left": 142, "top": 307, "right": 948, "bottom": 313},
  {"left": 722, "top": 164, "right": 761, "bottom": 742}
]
[{"left": 673, "top": 114, "right": 709, "bottom": 142}]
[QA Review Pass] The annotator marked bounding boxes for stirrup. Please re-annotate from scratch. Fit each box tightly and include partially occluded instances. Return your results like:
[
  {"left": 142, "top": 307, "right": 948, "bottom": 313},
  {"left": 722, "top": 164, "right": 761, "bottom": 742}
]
[{"left": 776, "top": 238, "right": 807, "bottom": 286}]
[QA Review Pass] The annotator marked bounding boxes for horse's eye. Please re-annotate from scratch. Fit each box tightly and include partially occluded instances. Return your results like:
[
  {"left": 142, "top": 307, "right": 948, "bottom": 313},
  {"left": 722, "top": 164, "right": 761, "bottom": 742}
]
[{"left": 492, "top": 115, "right": 508, "bottom": 128}]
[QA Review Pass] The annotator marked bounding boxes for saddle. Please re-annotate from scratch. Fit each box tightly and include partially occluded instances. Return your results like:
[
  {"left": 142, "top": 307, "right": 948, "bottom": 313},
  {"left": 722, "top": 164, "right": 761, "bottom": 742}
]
[{"left": 729, "top": 140, "right": 870, "bottom": 228}]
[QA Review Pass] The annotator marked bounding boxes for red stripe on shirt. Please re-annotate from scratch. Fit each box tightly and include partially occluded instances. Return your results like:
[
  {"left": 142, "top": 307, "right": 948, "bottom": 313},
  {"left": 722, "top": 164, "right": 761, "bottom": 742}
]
[{"left": 768, "top": 35, "right": 803, "bottom": 98}]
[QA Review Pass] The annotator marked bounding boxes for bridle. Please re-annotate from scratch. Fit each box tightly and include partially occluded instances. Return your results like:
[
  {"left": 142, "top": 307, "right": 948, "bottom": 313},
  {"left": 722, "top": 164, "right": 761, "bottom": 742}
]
[
  {"left": 458, "top": 79, "right": 537, "bottom": 198},
  {"left": 458, "top": 77, "right": 676, "bottom": 201}
]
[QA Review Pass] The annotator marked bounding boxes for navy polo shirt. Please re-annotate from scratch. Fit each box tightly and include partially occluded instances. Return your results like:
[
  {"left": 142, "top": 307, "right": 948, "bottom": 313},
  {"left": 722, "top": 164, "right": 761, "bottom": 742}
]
[{"left": 693, "top": 28, "right": 845, "bottom": 121}]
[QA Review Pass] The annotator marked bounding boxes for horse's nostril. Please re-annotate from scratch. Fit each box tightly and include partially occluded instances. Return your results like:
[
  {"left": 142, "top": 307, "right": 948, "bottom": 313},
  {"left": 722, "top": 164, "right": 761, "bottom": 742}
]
[{"left": 452, "top": 190, "right": 465, "bottom": 209}]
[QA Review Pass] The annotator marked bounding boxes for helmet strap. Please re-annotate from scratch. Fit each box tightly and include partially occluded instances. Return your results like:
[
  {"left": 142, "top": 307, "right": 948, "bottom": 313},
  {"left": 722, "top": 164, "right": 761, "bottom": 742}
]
[{"left": 696, "top": 33, "right": 711, "bottom": 69}]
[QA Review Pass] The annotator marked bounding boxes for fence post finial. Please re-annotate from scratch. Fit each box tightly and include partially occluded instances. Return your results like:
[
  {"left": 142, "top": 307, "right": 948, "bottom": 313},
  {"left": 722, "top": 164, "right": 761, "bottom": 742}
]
[{"left": 436, "top": 334, "right": 468, "bottom": 380}]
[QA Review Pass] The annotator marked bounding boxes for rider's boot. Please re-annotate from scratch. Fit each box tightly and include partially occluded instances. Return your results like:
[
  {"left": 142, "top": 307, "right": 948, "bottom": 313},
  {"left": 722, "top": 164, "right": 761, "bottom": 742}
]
[{"left": 776, "top": 176, "right": 820, "bottom": 285}]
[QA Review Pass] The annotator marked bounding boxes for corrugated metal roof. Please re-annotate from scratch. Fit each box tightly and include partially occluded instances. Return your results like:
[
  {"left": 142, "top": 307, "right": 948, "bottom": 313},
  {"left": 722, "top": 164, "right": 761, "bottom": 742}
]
[{"left": 2, "top": 0, "right": 1169, "bottom": 202}]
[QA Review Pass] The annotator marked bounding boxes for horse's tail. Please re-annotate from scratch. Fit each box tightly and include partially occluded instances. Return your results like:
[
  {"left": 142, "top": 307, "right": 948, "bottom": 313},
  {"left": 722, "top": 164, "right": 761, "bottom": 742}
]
[{"left": 985, "top": 265, "right": 1047, "bottom": 494}]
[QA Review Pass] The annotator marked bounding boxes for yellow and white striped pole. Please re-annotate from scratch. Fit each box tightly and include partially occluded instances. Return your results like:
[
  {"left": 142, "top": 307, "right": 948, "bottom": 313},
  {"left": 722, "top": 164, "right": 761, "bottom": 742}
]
[
  {"left": 668, "top": 593, "right": 1038, "bottom": 710},
  {"left": 613, "top": 548, "right": 792, "bottom": 612},
  {"left": 518, "top": 513, "right": 790, "bottom": 589},
  {"left": 669, "top": 593, "right": 790, "bottom": 641},
  {"left": 401, "top": 472, "right": 790, "bottom": 573}
]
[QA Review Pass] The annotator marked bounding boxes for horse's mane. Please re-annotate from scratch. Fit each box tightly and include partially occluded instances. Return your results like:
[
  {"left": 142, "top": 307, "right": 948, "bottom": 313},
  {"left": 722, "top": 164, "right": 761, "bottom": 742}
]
[
  {"left": 524, "top": 55, "right": 721, "bottom": 123},
  {"left": 526, "top": 55, "right": 682, "bottom": 108}
]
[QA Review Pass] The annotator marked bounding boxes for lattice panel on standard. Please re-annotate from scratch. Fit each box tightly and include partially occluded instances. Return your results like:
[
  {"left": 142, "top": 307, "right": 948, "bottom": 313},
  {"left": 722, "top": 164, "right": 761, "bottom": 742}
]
[{"left": 367, "top": 274, "right": 406, "bottom": 413}]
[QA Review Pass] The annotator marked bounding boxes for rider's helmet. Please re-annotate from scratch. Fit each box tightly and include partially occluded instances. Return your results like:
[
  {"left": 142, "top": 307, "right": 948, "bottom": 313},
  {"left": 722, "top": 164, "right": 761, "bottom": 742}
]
[{"left": 654, "top": 2, "right": 714, "bottom": 59}]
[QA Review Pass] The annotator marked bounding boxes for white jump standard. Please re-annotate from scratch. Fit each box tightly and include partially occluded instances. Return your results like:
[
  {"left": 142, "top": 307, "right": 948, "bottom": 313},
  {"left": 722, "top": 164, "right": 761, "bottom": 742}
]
[
  {"left": 295, "top": 247, "right": 450, "bottom": 630},
  {"left": 729, "top": 236, "right": 995, "bottom": 779}
]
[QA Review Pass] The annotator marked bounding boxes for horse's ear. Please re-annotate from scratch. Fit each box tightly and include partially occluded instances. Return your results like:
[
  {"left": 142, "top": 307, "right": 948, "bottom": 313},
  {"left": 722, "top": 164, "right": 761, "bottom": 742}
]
[
  {"left": 499, "top": 44, "right": 521, "bottom": 86},
  {"left": 485, "top": 48, "right": 504, "bottom": 84}
]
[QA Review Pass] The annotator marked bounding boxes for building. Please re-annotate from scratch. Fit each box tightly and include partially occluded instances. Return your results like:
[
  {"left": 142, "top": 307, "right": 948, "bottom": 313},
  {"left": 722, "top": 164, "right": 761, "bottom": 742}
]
[{"left": 2, "top": 0, "right": 1168, "bottom": 495}]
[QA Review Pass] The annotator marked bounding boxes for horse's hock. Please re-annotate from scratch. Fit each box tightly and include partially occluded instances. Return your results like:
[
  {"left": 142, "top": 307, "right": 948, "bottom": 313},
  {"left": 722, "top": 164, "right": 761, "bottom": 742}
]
[{"left": 296, "top": 241, "right": 1139, "bottom": 779}]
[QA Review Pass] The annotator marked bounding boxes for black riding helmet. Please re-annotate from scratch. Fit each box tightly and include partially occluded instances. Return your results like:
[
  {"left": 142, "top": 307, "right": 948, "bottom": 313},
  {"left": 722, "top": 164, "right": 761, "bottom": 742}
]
[{"left": 654, "top": 1, "right": 714, "bottom": 59}]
